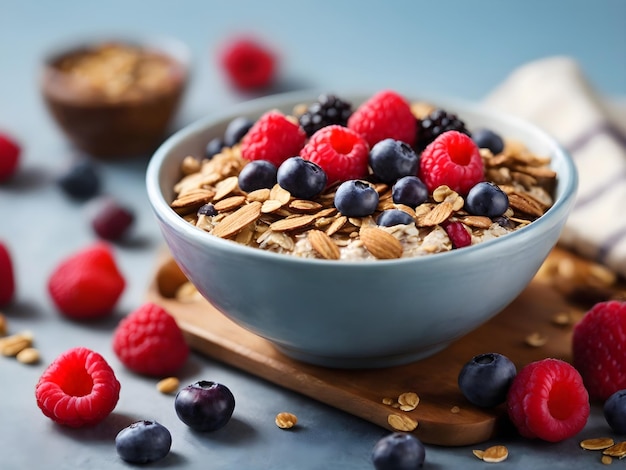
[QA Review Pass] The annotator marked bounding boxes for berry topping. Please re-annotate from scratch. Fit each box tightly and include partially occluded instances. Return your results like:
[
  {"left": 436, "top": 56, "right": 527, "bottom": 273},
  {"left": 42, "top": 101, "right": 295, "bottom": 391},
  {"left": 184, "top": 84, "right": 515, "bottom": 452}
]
[
  {"left": 465, "top": 182, "right": 509, "bottom": 218},
  {"left": 277, "top": 156, "right": 327, "bottom": 199},
  {"left": 219, "top": 37, "right": 276, "bottom": 91},
  {"left": 369, "top": 138, "right": 419, "bottom": 184},
  {"left": 48, "top": 243, "right": 125, "bottom": 320},
  {"left": 224, "top": 116, "right": 255, "bottom": 147},
  {"left": 115, "top": 420, "right": 172, "bottom": 464},
  {"left": 419, "top": 130, "right": 484, "bottom": 195},
  {"left": 348, "top": 90, "right": 417, "bottom": 147},
  {"left": 300, "top": 125, "right": 369, "bottom": 185},
  {"left": 35, "top": 347, "right": 120, "bottom": 427},
  {"left": 0, "top": 131, "right": 21, "bottom": 182},
  {"left": 197, "top": 203, "right": 217, "bottom": 217},
  {"left": 238, "top": 160, "right": 278, "bottom": 193},
  {"left": 443, "top": 221, "right": 472, "bottom": 249},
  {"left": 371, "top": 432, "right": 426, "bottom": 470},
  {"left": 174, "top": 380, "right": 235, "bottom": 432},
  {"left": 0, "top": 241, "right": 15, "bottom": 307},
  {"left": 240, "top": 110, "right": 306, "bottom": 166},
  {"left": 572, "top": 300, "right": 626, "bottom": 400},
  {"left": 376, "top": 209, "right": 414, "bottom": 227},
  {"left": 604, "top": 389, "right": 626, "bottom": 434},
  {"left": 112, "top": 302, "right": 189, "bottom": 377},
  {"left": 90, "top": 197, "right": 135, "bottom": 241},
  {"left": 416, "top": 108, "right": 470, "bottom": 152},
  {"left": 205, "top": 137, "right": 224, "bottom": 159},
  {"left": 57, "top": 160, "right": 101, "bottom": 200},
  {"left": 334, "top": 180, "right": 379, "bottom": 217},
  {"left": 458, "top": 352, "right": 517, "bottom": 408},
  {"left": 507, "top": 358, "right": 590, "bottom": 442},
  {"left": 391, "top": 176, "right": 428, "bottom": 207},
  {"left": 298, "top": 93, "right": 353, "bottom": 137},
  {"left": 472, "top": 128, "right": 505, "bottom": 155}
]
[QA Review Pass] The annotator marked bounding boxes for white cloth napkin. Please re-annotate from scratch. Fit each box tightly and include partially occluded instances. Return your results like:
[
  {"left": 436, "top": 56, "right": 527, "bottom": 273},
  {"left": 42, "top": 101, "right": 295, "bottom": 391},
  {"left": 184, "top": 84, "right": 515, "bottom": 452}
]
[{"left": 484, "top": 56, "right": 626, "bottom": 278}]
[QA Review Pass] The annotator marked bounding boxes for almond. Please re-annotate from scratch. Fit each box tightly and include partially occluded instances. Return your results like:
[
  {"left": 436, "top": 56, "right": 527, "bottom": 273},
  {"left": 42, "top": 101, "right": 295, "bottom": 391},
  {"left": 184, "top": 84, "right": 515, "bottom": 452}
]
[{"left": 360, "top": 227, "right": 403, "bottom": 259}]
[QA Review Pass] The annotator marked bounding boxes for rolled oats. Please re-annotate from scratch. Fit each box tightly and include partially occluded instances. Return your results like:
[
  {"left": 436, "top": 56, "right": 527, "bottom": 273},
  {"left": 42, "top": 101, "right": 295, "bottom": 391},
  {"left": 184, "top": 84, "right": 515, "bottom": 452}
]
[
  {"left": 580, "top": 437, "right": 615, "bottom": 451},
  {"left": 397, "top": 392, "right": 420, "bottom": 411},
  {"left": 275, "top": 412, "right": 298, "bottom": 429},
  {"left": 387, "top": 413, "right": 418, "bottom": 432},
  {"left": 482, "top": 445, "right": 509, "bottom": 463},
  {"left": 156, "top": 376, "right": 180, "bottom": 394}
]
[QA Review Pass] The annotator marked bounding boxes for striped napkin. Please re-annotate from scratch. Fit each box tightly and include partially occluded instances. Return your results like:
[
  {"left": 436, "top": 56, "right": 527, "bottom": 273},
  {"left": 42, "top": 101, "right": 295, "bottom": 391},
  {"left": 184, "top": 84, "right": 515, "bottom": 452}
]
[{"left": 484, "top": 56, "right": 626, "bottom": 279}]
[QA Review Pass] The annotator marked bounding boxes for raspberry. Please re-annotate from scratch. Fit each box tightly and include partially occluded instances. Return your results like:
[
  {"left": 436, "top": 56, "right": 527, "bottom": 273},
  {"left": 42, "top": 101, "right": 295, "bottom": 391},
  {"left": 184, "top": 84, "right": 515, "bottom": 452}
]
[
  {"left": 240, "top": 110, "right": 306, "bottom": 167},
  {"left": 35, "top": 347, "right": 121, "bottom": 427},
  {"left": 0, "top": 131, "right": 21, "bottom": 182},
  {"left": 443, "top": 221, "right": 472, "bottom": 249},
  {"left": 219, "top": 37, "right": 276, "bottom": 91},
  {"left": 507, "top": 358, "right": 589, "bottom": 442},
  {"left": 572, "top": 300, "right": 626, "bottom": 400},
  {"left": 48, "top": 243, "right": 125, "bottom": 320},
  {"left": 347, "top": 90, "right": 416, "bottom": 147},
  {"left": 0, "top": 241, "right": 15, "bottom": 306},
  {"left": 112, "top": 302, "right": 189, "bottom": 377},
  {"left": 300, "top": 125, "right": 369, "bottom": 185},
  {"left": 419, "top": 130, "right": 484, "bottom": 195}
]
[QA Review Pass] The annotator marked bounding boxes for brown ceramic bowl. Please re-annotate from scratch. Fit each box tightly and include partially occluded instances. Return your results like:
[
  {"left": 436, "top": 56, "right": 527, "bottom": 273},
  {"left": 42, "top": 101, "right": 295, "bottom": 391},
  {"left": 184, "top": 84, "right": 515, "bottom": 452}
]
[{"left": 41, "top": 36, "right": 190, "bottom": 159}]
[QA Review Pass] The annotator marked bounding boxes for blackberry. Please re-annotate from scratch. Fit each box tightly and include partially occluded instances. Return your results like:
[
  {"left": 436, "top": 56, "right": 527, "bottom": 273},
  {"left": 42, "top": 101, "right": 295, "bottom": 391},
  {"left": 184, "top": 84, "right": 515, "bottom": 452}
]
[
  {"left": 299, "top": 94, "right": 352, "bottom": 137},
  {"left": 416, "top": 108, "right": 471, "bottom": 152}
]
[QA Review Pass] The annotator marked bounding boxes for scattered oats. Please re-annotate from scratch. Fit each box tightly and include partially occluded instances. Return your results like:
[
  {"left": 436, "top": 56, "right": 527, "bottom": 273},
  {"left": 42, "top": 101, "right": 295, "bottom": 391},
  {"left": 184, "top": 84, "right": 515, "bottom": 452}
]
[
  {"left": 382, "top": 397, "right": 394, "bottom": 406},
  {"left": 157, "top": 377, "right": 180, "bottom": 394},
  {"left": 397, "top": 392, "right": 420, "bottom": 411},
  {"left": 525, "top": 332, "right": 547, "bottom": 347},
  {"left": 387, "top": 413, "right": 418, "bottom": 432},
  {"left": 275, "top": 412, "right": 298, "bottom": 429},
  {"left": 16, "top": 347, "right": 40, "bottom": 364},
  {"left": 551, "top": 311, "right": 574, "bottom": 327},
  {"left": 581, "top": 438, "right": 615, "bottom": 451},
  {"left": 602, "top": 455, "right": 613, "bottom": 465},
  {"left": 482, "top": 445, "right": 509, "bottom": 463},
  {"left": 603, "top": 441, "right": 626, "bottom": 458},
  {"left": 450, "top": 406, "right": 461, "bottom": 414},
  {"left": 472, "top": 449, "right": 485, "bottom": 460}
]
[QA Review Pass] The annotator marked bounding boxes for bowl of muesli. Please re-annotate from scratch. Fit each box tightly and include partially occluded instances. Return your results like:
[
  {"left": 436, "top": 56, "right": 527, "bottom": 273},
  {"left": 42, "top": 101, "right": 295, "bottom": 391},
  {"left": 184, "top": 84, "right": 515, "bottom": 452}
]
[{"left": 146, "top": 89, "right": 577, "bottom": 369}]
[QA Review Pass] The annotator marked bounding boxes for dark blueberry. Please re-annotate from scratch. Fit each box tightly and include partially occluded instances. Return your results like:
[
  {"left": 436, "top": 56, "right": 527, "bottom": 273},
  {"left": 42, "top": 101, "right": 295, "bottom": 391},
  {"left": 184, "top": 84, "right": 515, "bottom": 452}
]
[
  {"left": 334, "top": 180, "right": 379, "bottom": 217},
  {"left": 377, "top": 209, "right": 414, "bottom": 227},
  {"left": 472, "top": 128, "right": 505, "bottom": 155},
  {"left": 238, "top": 160, "right": 278, "bottom": 193},
  {"left": 115, "top": 420, "right": 172, "bottom": 464},
  {"left": 465, "top": 182, "right": 509, "bottom": 218},
  {"left": 205, "top": 137, "right": 224, "bottom": 159},
  {"left": 494, "top": 215, "right": 514, "bottom": 229},
  {"left": 372, "top": 432, "right": 425, "bottom": 470},
  {"left": 458, "top": 352, "right": 517, "bottom": 408},
  {"left": 299, "top": 93, "right": 353, "bottom": 137},
  {"left": 369, "top": 139, "right": 419, "bottom": 184},
  {"left": 90, "top": 197, "right": 134, "bottom": 241},
  {"left": 604, "top": 389, "right": 626, "bottom": 434},
  {"left": 277, "top": 156, "right": 327, "bottom": 199},
  {"left": 224, "top": 116, "right": 254, "bottom": 147},
  {"left": 392, "top": 176, "right": 428, "bottom": 207},
  {"left": 174, "top": 380, "right": 235, "bottom": 432},
  {"left": 197, "top": 203, "right": 217, "bottom": 217},
  {"left": 57, "top": 160, "right": 101, "bottom": 200}
]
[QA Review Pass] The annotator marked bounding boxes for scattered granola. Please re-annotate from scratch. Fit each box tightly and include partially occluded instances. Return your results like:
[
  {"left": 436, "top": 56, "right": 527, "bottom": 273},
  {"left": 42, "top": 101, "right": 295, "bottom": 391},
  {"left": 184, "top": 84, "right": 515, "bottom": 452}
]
[
  {"left": 157, "top": 376, "right": 180, "bottom": 394},
  {"left": 473, "top": 445, "right": 509, "bottom": 463},
  {"left": 387, "top": 413, "right": 418, "bottom": 432},
  {"left": 525, "top": 332, "right": 548, "bottom": 347},
  {"left": 275, "top": 412, "right": 298, "bottom": 429}
]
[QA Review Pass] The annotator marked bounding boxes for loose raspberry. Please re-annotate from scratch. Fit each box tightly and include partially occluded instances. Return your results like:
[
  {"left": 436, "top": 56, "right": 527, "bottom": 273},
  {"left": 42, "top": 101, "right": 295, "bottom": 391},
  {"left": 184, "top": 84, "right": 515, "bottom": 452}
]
[
  {"left": 0, "top": 241, "right": 15, "bottom": 306},
  {"left": 419, "top": 130, "right": 484, "bottom": 195},
  {"left": 443, "top": 221, "right": 472, "bottom": 249},
  {"left": 219, "top": 37, "right": 277, "bottom": 91},
  {"left": 112, "top": 302, "right": 189, "bottom": 377},
  {"left": 0, "top": 132, "right": 21, "bottom": 182},
  {"left": 573, "top": 300, "right": 626, "bottom": 400},
  {"left": 240, "top": 110, "right": 306, "bottom": 167},
  {"left": 507, "top": 358, "right": 589, "bottom": 442},
  {"left": 48, "top": 243, "right": 125, "bottom": 320},
  {"left": 347, "top": 90, "right": 416, "bottom": 147},
  {"left": 35, "top": 347, "right": 121, "bottom": 427},
  {"left": 300, "top": 125, "right": 369, "bottom": 185}
]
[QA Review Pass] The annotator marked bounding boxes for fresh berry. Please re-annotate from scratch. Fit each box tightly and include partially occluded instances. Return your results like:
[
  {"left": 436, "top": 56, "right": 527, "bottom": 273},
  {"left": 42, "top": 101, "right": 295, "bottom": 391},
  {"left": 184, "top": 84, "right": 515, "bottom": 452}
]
[
  {"left": 90, "top": 197, "right": 135, "bottom": 241},
  {"left": 115, "top": 420, "right": 172, "bottom": 464},
  {"left": 113, "top": 302, "right": 189, "bottom": 376},
  {"left": 299, "top": 93, "right": 353, "bottom": 137},
  {"left": 240, "top": 110, "right": 306, "bottom": 166},
  {"left": 472, "top": 128, "right": 505, "bottom": 155},
  {"left": 369, "top": 138, "right": 419, "bottom": 184},
  {"left": 377, "top": 209, "right": 414, "bottom": 227},
  {"left": 458, "top": 352, "right": 516, "bottom": 408},
  {"left": 507, "top": 358, "right": 590, "bottom": 442},
  {"left": 197, "top": 203, "right": 217, "bottom": 217},
  {"left": 416, "top": 108, "right": 470, "bottom": 152},
  {"left": 205, "top": 137, "right": 224, "bottom": 159},
  {"left": 419, "top": 130, "right": 484, "bottom": 195},
  {"left": 604, "top": 389, "right": 626, "bottom": 434},
  {"left": 391, "top": 176, "right": 428, "bottom": 207},
  {"left": 174, "top": 381, "right": 235, "bottom": 432},
  {"left": 219, "top": 37, "right": 276, "bottom": 91},
  {"left": 0, "top": 132, "right": 21, "bottom": 182},
  {"left": 572, "top": 300, "right": 626, "bottom": 400},
  {"left": 0, "top": 241, "right": 15, "bottom": 306},
  {"left": 465, "top": 182, "right": 509, "bottom": 218},
  {"left": 48, "top": 243, "right": 125, "bottom": 320},
  {"left": 348, "top": 90, "right": 416, "bottom": 147},
  {"left": 238, "top": 160, "right": 277, "bottom": 193},
  {"left": 300, "top": 125, "right": 369, "bottom": 185},
  {"left": 276, "top": 156, "right": 327, "bottom": 199},
  {"left": 35, "top": 347, "right": 120, "bottom": 427},
  {"left": 334, "top": 180, "right": 379, "bottom": 217},
  {"left": 371, "top": 432, "right": 425, "bottom": 470},
  {"left": 224, "top": 116, "right": 255, "bottom": 147},
  {"left": 443, "top": 221, "right": 472, "bottom": 249},
  {"left": 57, "top": 160, "right": 101, "bottom": 200}
]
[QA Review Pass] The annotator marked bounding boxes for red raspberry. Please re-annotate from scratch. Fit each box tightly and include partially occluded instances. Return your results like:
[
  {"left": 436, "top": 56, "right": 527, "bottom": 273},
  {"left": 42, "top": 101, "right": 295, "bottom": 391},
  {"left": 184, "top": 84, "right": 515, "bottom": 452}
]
[
  {"left": 90, "top": 197, "right": 135, "bottom": 241},
  {"left": 300, "top": 125, "right": 369, "bottom": 185},
  {"left": 0, "top": 132, "right": 21, "bottom": 182},
  {"left": 112, "top": 302, "right": 189, "bottom": 377},
  {"left": 572, "top": 300, "right": 626, "bottom": 400},
  {"left": 48, "top": 243, "right": 125, "bottom": 320},
  {"left": 419, "top": 130, "right": 484, "bottom": 195},
  {"left": 219, "top": 37, "right": 277, "bottom": 91},
  {"left": 347, "top": 90, "right": 416, "bottom": 147},
  {"left": 507, "top": 358, "right": 589, "bottom": 442},
  {"left": 443, "top": 221, "right": 471, "bottom": 249},
  {"left": 35, "top": 347, "right": 121, "bottom": 427},
  {"left": 240, "top": 110, "right": 306, "bottom": 167},
  {"left": 0, "top": 241, "right": 15, "bottom": 306}
]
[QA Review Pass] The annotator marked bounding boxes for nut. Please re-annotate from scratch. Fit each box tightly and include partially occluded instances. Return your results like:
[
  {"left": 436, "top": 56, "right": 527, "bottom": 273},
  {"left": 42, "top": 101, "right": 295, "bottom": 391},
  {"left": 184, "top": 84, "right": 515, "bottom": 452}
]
[
  {"left": 16, "top": 347, "right": 40, "bottom": 364},
  {"left": 580, "top": 437, "right": 615, "bottom": 451},
  {"left": 482, "top": 445, "right": 509, "bottom": 463},
  {"left": 156, "top": 377, "right": 180, "bottom": 394},
  {"left": 397, "top": 392, "right": 420, "bottom": 411},
  {"left": 275, "top": 412, "right": 298, "bottom": 429},
  {"left": 0, "top": 331, "right": 33, "bottom": 356}
]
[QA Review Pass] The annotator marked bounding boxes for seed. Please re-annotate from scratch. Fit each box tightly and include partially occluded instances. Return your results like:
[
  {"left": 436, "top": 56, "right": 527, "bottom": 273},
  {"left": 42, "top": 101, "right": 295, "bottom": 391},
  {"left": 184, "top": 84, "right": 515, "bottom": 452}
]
[
  {"left": 156, "top": 377, "right": 180, "bottom": 394},
  {"left": 602, "top": 455, "right": 613, "bottom": 465},
  {"left": 275, "top": 412, "right": 298, "bottom": 429},
  {"left": 16, "top": 347, "right": 40, "bottom": 364}
]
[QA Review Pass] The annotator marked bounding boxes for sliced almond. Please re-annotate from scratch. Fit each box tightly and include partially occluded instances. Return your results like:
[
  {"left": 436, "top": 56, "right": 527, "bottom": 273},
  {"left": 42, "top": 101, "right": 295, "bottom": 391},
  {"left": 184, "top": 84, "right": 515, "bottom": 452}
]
[
  {"left": 603, "top": 441, "right": 626, "bottom": 458},
  {"left": 461, "top": 215, "right": 493, "bottom": 229},
  {"left": 211, "top": 201, "right": 262, "bottom": 238},
  {"left": 170, "top": 188, "right": 215, "bottom": 214},
  {"left": 246, "top": 188, "right": 271, "bottom": 202},
  {"left": 415, "top": 201, "right": 454, "bottom": 227},
  {"left": 581, "top": 438, "right": 615, "bottom": 451},
  {"left": 261, "top": 199, "right": 284, "bottom": 214},
  {"left": 308, "top": 230, "right": 340, "bottom": 260},
  {"left": 270, "top": 184, "right": 291, "bottom": 205},
  {"left": 213, "top": 176, "right": 239, "bottom": 201},
  {"left": 360, "top": 227, "right": 403, "bottom": 259},
  {"left": 325, "top": 216, "right": 347, "bottom": 236},
  {"left": 289, "top": 199, "right": 323, "bottom": 213},
  {"left": 269, "top": 214, "right": 317, "bottom": 232},
  {"left": 214, "top": 195, "right": 246, "bottom": 212}
]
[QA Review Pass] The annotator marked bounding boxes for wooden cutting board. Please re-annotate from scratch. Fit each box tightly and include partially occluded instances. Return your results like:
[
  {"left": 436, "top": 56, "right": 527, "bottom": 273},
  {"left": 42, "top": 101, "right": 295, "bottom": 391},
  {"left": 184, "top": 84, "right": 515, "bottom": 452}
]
[{"left": 146, "top": 247, "right": 614, "bottom": 447}]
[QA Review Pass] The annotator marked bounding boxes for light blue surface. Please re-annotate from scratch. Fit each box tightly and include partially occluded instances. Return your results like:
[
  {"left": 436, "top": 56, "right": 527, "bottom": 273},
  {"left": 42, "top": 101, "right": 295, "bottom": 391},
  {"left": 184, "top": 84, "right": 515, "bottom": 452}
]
[{"left": 0, "top": 1, "right": 624, "bottom": 468}]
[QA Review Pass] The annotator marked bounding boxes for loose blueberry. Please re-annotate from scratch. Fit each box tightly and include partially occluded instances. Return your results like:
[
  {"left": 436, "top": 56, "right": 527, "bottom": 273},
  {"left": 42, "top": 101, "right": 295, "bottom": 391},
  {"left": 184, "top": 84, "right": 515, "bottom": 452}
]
[
  {"left": 90, "top": 197, "right": 135, "bottom": 241},
  {"left": 465, "top": 182, "right": 509, "bottom": 218},
  {"left": 115, "top": 420, "right": 172, "bottom": 464},
  {"left": 458, "top": 352, "right": 517, "bottom": 408},
  {"left": 369, "top": 139, "right": 419, "bottom": 184},
  {"left": 472, "top": 128, "right": 505, "bottom": 155},
  {"left": 224, "top": 116, "right": 254, "bottom": 147},
  {"left": 277, "top": 156, "right": 327, "bottom": 199},
  {"left": 377, "top": 209, "right": 414, "bottom": 227},
  {"left": 334, "top": 180, "right": 379, "bottom": 217},
  {"left": 604, "top": 389, "right": 626, "bottom": 434},
  {"left": 57, "top": 160, "right": 101, "bottom": 200},
  {"left": 205, "top": 137, "right": 224, "bottom": 159},
  {"left": 238, "top": 160, "right": 277, "bottom": 192},
  {"left": 197, "top": 203, "right": 217, "bottom": 217},
  {"left": 392, "top": 176, "right": 428, "bottom": 207},
  {"left": 372, "top": 432, "right": 425, "bottom": 470},
  {"left": 174, "top": 380, "right": 235, "bottom": 432}
]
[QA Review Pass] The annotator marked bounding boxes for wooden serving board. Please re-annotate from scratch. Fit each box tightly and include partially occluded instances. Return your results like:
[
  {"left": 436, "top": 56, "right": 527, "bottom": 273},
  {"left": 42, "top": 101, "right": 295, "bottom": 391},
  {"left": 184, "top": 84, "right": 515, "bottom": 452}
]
[{"left": 146, "top": 247, "right": 601, "bottom": 447}]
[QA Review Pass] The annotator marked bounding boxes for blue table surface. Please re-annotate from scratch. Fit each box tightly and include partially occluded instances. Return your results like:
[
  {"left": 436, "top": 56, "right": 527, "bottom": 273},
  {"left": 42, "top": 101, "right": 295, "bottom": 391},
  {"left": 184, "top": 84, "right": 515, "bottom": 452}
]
[{"left": 1, "top": 1, "right": 624, "bottom": 468}]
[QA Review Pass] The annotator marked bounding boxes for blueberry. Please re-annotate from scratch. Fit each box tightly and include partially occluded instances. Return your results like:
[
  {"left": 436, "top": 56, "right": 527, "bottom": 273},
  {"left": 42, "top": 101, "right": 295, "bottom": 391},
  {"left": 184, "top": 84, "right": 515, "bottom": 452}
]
[
  {"left": 57, "top": 160, "right": 101, "bottom": 200},
  {"left": 377, "top": 209, "right": 414, "bottom": 227},
  {"left": 369, "top": 139, "right": 419, "bottom": 184},
  {"left": 458, "top": 352, "right": 517, "bottom": 408},
  {"left": 392, "top": 176, "right": 428, "bottom": 207},
  {"left": 465, "top": 182, "right": 509, "bottom": 218},
  {"left": 174, "top": 380, "right": 235, "bottom": 432},
  {"left": 197, "top": 203, "right": 217, "bottom": 217},
  {"left": 604, "top": 389, "right": 626, "bottom": 434},
  {"left": 372, "top": 432, "right": 425, "bottom": 470},
  {"left": 334, "top": 180, "right": 379, "bottom": 217},
  {"left": 224, "top": 116, "right": 254, "bottom": 147},
  {"left": 277, "top": 156, "right": 327, "bottom": 199},
  {"left": 115, "top": 420, "right": 172, "bottom": 464},
  {"left": 472, "top": 128, "right": 504, "bottom": 155},
  {"left": 205, "top": 137, "right": 224, "bottom": 159},
  {"left": 238, "top": 160, "right": 277, "bottom": 192}
]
